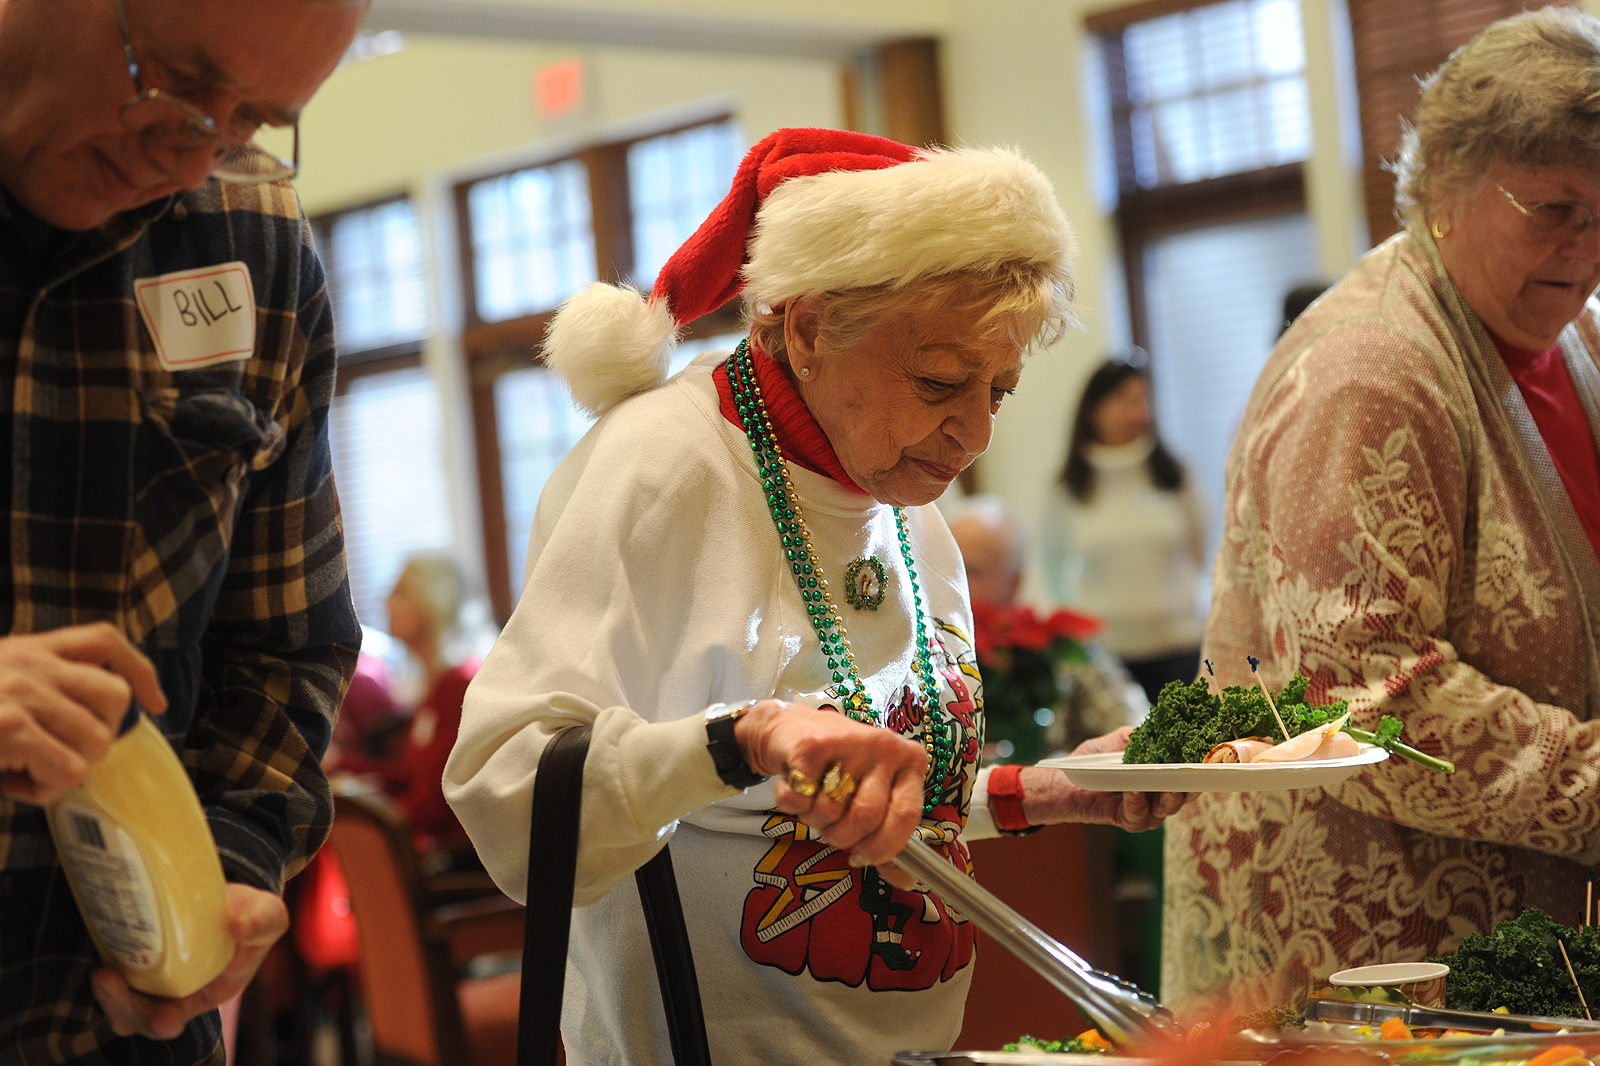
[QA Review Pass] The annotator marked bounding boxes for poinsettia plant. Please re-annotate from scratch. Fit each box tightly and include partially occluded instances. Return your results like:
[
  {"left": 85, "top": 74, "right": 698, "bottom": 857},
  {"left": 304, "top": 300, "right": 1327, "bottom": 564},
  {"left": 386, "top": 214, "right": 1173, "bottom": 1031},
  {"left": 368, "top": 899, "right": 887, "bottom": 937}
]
[{"left": 972, "top": 600, "right": 1103, "bottom": 765}]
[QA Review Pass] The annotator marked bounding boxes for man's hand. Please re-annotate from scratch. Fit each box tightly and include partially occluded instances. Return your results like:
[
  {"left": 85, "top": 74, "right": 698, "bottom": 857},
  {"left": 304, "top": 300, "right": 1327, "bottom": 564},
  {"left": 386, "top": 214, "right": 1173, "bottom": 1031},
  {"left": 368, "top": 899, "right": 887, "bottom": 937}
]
[
  {"left": 91, "top": 884, "right": 287, "bottom": 1041},
  {"left": 1017, "top": 726, "right": 1188, "bottom": 832},
  {"left": 0, "top": 623, "right": 168, "bottom": 806}
]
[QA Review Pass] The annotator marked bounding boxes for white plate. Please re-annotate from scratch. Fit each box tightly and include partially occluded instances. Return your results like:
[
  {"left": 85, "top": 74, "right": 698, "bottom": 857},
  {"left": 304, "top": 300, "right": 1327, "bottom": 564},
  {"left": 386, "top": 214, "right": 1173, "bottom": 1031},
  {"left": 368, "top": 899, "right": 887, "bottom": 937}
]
[{"left": 1036, "top": 744, "right": 1388, "bottom": 792}]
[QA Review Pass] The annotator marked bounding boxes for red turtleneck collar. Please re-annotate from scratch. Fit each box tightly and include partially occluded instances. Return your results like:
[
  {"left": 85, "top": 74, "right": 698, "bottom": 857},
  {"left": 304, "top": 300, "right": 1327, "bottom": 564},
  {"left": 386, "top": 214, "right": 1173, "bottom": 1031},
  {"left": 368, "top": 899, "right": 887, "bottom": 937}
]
[{"left": 714, "top": 343, "right": 867, "bottom": 494}]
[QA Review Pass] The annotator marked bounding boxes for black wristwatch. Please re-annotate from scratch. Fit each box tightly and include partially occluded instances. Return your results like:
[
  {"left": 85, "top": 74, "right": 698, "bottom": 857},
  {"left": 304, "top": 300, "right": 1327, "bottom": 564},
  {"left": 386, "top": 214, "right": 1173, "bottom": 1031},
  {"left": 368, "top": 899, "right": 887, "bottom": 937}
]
[{"left": 705, "top": 700, "right": 767, "bottom": 789}]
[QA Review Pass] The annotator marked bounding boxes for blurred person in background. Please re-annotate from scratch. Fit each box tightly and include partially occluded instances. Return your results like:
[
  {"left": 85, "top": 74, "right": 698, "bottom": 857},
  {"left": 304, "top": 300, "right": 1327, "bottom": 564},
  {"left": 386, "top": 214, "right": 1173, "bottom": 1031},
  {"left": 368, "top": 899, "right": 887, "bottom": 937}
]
[
  {"left": 947, "top": 494, "right": 1026, "bottom": 608},
  {"left": 1172, "top": 7, "right": 1600, "bottom": 1013},
  {"left": 1044, "top": 359, "right": 1206, "bottom": 705},
  {"left": 1280, "top": 279, "right": 1332, "bottom": 337},
  {"left": 334, "top": 554, "right": 483, "bottom": 871}
]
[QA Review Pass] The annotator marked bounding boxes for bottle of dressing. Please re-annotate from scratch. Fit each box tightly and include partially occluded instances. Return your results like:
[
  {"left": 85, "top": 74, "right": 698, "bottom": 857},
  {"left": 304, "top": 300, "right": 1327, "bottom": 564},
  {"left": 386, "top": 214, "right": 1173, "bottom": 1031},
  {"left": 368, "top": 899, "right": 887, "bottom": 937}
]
[{"left": 46, "top": 704, "right": 233, "bottom": 998}]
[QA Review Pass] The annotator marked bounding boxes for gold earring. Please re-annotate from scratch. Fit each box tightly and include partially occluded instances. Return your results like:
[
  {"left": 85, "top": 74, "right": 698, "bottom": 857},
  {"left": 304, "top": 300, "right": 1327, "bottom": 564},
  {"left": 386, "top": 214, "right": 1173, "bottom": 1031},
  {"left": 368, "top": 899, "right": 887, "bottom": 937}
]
[
  {"left": 1430, "top": 217, "right": 1451, "bottom": 239},
  {"left": 798, "top": 366, "right": 812, "bottom": 378}
]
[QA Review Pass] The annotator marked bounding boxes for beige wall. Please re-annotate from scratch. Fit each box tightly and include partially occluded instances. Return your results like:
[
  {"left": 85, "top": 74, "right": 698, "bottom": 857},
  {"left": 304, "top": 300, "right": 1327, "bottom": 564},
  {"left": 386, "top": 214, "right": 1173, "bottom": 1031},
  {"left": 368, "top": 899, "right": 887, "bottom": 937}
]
[
  {"left": 294, "top": 36, "right": 841, "bottom": 583},
  {"left": 300, "top": 0, "right": 1368, "bottom": 602},
  {"left": 295, "top": 37, "right": 842, "bottom": 213}
]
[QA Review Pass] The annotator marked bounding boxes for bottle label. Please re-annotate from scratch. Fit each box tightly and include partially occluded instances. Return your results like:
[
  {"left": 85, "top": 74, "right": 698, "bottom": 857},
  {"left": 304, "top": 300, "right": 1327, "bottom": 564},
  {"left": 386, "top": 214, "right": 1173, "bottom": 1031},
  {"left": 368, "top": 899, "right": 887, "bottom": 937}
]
[{"left": 54, "top": 804, "right": 163, "bottom": 971}]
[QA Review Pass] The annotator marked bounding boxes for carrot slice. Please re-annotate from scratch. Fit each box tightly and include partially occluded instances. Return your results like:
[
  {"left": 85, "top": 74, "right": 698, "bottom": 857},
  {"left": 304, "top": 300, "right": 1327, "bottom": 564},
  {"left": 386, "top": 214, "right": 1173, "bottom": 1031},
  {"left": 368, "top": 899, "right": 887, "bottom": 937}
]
[
  {"left": 1522, "top": 1044, "right": 1589, "bottom": 1066},
  {"left": 1379, "top": 1017, "right": 1414, "bottom": 1040},
  {"left": 1076, "top": 1029, "right": 1113, "bottom": 1050}
]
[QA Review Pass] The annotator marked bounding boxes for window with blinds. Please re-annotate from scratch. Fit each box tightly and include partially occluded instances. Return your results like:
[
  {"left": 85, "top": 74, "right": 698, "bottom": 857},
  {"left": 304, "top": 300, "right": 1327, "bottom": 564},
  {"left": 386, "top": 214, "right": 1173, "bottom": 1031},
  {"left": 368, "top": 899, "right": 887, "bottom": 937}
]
[
  {"left": 329, "top": 366, "right": 455, "bottom": 628},
  {"left": 467, "top": 158, "right": 598, "bottom": 322},
  {"left": 1346, "top": 0, "right": 1574, "bottom": 245},
  {"left": 1088, "top": 0, "right": 1319, "bottom": 578},
  {"left": 455, "top": 115, "right": 747, "bottom": 617},
  {"left": 628, "top": 119, "right": 743, "bottom": 290},
  {"left": 312, "top": 194, "right": 450, "bottom": 629},
  {"left": 1118, "top": 0, "right": 1310, "bottom": 188},
  {"left": 313, "top": 195, "right": 429, "bottom": 360}
]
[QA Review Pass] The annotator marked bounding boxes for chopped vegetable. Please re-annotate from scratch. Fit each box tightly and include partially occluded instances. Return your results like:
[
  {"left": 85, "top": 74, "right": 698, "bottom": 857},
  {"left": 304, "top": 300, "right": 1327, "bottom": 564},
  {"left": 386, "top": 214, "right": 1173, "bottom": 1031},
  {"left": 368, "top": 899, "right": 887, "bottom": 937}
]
[
  {"left": 1123, "top": 675, "right": 1453, "bottom": 773},
  {"left": 1312, "top": 984, "right": 1412, "bottom": 1005},
  {"left": 1124, "top": 676, "right": 1346, "bottom": 765},
  {"left": 1000, "top": 1033, "right": 1112, "bottom": 1055},
  {"left": 1231, "top": 1004, "right": 1306, "bottom": 1032},
  {"left": 1075, "top": 1028, "right": 1113, "bottom": 1051},
  {"left": 1379, "top": 1017, "right": 1414, "bottom": 1040},
  {"left": 1523, "top": 1044, "right": 1591, "bottom": 1066},
  {"left": 1437, "top": 909, "right": 1600, "bottom": 1017}
]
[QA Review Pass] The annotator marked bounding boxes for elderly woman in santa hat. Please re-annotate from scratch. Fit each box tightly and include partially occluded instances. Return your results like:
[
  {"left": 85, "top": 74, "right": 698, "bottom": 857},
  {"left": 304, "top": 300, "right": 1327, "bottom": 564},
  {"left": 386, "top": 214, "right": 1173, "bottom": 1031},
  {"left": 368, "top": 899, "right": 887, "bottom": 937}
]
[{"left": 444, "top": 129, "right": 1184, "bottom": 1065}]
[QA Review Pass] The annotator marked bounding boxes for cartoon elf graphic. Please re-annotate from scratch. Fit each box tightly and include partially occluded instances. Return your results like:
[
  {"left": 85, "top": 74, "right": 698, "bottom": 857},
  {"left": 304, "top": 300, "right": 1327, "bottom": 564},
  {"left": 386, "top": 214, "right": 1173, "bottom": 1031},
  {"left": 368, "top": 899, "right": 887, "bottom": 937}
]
[{"left": 739, "top": 620, "right": 984, "bottom": 991}]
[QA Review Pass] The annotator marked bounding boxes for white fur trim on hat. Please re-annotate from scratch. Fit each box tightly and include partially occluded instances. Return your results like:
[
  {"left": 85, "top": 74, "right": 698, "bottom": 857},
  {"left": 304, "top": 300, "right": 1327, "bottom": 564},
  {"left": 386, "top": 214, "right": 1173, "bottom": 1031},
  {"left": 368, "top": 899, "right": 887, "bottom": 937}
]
[
  {"left": 543, "top": 283, "right": 677, "bottom": 416},
  {"left": 743, "top": 145, "right": 1074, "bottom": 307}
]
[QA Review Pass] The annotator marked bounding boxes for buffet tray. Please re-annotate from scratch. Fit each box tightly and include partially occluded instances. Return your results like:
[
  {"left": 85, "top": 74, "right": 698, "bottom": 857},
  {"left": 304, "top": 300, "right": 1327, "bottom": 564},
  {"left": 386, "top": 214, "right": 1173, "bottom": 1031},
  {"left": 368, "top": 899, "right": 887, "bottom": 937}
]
[{"left": 1304, "top": 996, "right": 1600, "bottom": 1034}]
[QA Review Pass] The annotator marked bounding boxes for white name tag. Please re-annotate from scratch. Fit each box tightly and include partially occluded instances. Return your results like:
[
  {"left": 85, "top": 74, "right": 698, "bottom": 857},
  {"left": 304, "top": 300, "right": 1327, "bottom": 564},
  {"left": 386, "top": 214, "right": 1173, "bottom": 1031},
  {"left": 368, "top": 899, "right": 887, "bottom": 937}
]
[{"left": 135, "top": 262, "right": 256, "bottom": 371}]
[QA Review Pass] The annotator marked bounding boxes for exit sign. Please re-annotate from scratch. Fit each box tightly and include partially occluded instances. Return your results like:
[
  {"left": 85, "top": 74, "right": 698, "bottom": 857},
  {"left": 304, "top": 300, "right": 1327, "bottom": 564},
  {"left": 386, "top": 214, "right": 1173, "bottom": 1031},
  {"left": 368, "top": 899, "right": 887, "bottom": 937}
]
[{"left": 534, "top": 58, "right": 584, "bottom": 121}]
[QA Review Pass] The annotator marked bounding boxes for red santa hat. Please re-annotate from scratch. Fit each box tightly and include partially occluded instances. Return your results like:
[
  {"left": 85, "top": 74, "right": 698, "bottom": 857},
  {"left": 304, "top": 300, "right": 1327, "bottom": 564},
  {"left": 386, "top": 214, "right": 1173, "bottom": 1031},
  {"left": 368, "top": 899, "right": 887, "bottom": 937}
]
[{"left": 545, "top": 127, "right": 1075, "bottom": 415}]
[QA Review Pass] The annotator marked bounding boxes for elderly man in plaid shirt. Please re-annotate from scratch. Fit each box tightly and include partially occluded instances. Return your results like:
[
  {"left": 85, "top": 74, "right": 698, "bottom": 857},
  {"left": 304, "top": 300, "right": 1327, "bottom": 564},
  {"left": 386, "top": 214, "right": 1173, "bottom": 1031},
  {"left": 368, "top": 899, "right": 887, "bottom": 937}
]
[{"left": 0, "top": 0, "right": 370, "bottom": 1062}]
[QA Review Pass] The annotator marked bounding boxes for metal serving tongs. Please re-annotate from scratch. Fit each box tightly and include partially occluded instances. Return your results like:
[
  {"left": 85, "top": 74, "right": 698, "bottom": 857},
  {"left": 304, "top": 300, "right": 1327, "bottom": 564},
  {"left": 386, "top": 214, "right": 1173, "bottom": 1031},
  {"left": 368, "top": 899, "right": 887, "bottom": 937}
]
[{"left": 895, "top": 835, "right": 1185, "bottom": 1048}]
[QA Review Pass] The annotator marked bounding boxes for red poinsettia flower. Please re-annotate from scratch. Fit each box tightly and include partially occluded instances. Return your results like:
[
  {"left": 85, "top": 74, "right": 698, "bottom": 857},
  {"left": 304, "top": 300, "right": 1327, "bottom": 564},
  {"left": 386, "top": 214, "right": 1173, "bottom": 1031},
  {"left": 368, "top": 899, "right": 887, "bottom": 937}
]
[
  {"left": 1043, "top": 607, "right": 1102, "bottom": 642},
  {"left": 997, "top": 605, "right": 1054, "bottom": 651},
  {"left": 971, "top": 599, "right": 1103, "bottom": 660}
]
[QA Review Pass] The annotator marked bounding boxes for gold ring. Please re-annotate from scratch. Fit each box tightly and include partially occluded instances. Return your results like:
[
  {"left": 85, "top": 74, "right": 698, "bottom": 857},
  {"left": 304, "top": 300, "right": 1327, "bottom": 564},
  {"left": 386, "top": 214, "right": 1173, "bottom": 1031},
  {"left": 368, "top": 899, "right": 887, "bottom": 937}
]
[
  {"left": 786, "top": 768, "right": 818, "bottom": 797},
  {"left": 821, "top": 763, "right": 856, "bottom": 803}
]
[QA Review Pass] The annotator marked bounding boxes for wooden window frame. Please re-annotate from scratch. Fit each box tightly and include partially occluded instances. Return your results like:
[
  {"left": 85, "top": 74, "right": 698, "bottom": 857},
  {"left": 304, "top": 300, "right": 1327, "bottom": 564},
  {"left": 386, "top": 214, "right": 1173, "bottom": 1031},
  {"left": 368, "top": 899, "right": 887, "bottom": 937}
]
[
  {"left": 1092, "top": 0, "right": 1310, "bottom": 352},
  {"left": 454, "top": 115, "right": 743, "bottom": 620},
  {"left": 311, "top": 192, "right": 429, "bottom": 373}
]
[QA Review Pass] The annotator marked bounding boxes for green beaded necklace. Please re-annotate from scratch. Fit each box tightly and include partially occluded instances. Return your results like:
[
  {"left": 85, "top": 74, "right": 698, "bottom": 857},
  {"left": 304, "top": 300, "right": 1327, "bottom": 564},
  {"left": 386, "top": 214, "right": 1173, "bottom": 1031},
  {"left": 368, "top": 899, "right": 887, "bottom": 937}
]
[{"left": 726, "top": 339, "right": 955, "bottom": 817}]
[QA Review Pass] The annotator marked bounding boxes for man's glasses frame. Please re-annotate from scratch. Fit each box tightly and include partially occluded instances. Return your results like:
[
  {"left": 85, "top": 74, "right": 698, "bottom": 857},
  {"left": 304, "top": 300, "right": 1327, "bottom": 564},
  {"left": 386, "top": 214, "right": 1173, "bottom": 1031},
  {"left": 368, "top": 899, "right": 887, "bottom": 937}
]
[{"left": 112, "top": 0, "right": 298, "bottom": 184}]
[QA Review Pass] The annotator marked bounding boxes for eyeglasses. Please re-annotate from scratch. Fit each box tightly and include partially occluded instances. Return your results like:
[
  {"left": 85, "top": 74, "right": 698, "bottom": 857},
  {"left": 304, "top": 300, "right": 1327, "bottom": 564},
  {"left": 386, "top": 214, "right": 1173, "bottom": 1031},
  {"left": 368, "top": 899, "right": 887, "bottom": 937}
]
[
  {"left": 1495, "top": 181, "right": 1599, "bottom": 240},
  {"left": 112, "top": 0, "right": 298, "bottom": 184}
]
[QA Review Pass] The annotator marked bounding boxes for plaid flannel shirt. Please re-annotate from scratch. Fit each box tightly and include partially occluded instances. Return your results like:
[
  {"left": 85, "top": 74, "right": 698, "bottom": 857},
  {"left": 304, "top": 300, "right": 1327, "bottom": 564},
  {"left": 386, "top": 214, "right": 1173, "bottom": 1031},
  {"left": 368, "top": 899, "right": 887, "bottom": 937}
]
[{"left": 0, "top": 178, "right": 360, "bottom": 1065}]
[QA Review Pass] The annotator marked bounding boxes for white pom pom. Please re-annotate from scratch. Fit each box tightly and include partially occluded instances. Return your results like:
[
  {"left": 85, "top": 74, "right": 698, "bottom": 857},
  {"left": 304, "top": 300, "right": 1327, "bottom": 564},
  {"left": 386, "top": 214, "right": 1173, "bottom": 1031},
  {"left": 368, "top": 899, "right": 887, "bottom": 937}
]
[{"left": 543, "top": 283, "right": 678, "bottom": 416}]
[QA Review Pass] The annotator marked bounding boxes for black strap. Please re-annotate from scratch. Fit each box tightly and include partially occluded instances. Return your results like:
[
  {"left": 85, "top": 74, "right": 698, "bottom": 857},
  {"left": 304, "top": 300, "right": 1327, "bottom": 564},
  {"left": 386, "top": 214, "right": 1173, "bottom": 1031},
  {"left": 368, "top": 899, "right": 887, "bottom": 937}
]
[
  {"left": 517, "top": 724, "right": 712, "bottom": 1066},
  {"left": 519, "top": 725, "right": 590, "bottom": 1066},
  {"left": 636, "top": 847, "right": 712, "bottom": 1066}
]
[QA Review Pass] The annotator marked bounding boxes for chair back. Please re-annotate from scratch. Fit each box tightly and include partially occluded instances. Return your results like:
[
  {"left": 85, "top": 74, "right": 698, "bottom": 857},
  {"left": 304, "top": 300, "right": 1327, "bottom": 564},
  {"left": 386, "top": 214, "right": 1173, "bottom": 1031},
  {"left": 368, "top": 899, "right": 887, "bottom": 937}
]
[{"left": 327, "top": 788, "right": 470, "bottom": 1066}]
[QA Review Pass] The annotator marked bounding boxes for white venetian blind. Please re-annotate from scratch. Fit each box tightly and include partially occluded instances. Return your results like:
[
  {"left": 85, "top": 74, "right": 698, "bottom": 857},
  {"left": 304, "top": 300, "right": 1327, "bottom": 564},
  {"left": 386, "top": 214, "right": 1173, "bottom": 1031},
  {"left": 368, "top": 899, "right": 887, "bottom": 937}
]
[
  {"left": 329, "top": 366, "right": 454, "bottom": 627},
  {"left": 320, "top": 198, "right": 429, "bottom": 355},
  {"left": 627, "top": 119, "right": 743, "bottom": 290},
  {"left": 1142, "top": 212, "right": 1318, "bottom": 560},
  {"left": 467, "top": 158, "right": 598, "bottom": 322},
  {"left": 1116, "top": 0, "right": 1310, "bottom": 188}
]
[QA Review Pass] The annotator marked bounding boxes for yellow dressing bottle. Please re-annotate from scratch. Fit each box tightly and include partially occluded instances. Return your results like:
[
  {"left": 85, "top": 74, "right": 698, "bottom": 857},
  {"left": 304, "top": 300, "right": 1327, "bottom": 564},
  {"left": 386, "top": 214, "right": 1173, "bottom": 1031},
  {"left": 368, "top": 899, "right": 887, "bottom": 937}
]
[{"left": 46, "top": 704, "right": 233, "bottom": 998}]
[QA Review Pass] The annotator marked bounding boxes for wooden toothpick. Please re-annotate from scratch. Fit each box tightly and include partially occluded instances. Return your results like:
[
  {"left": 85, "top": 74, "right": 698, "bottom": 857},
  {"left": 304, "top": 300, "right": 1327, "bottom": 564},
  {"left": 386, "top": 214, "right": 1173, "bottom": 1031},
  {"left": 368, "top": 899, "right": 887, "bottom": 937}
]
[
  {"left": 1248, "top": 656, "right": 1293, "bottom": 741},
  {"left": 1559, "top": 939, "right": 1592, "bottom": 1021},
  {"left": 1587, "top": 877, "right": 1593, "bottom": 930}
]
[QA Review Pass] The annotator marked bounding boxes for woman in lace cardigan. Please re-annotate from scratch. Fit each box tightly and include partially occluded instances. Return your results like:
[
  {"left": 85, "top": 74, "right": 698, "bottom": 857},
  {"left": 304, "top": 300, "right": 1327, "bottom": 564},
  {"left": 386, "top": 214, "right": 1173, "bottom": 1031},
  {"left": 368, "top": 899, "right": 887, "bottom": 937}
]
[{"left": 1167, "top": 7, "right": 1600, "bottom": 1012}]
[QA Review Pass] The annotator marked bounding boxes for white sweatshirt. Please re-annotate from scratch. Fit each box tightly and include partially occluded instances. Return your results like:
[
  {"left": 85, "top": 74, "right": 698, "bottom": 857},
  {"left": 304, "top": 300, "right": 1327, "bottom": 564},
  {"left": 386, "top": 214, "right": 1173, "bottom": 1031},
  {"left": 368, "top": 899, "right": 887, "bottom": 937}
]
[
  {"left": 1043, "top": 437, "right": 1206, "bottom": 660},
  {"left": 445, "top": 354, "right": 1002, "bottom": 1066}
]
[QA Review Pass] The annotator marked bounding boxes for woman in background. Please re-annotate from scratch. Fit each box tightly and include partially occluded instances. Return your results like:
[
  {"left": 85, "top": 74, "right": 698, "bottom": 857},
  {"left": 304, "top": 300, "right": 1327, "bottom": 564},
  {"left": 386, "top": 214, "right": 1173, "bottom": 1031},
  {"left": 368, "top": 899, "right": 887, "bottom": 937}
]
[
  {"left": 1045, "top": 359, "right": 1206, "bottom": 704},
  {"left": 334, "top": 554, "right": 481, "bottom": 870}
]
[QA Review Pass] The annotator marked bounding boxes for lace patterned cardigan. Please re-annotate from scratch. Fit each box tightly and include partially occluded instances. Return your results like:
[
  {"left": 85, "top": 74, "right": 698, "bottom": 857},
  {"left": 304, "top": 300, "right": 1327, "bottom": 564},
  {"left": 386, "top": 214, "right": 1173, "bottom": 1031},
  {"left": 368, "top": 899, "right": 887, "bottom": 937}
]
[{"left": 1165, "top": 228, "right": 1600, "bottom": 1014}]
